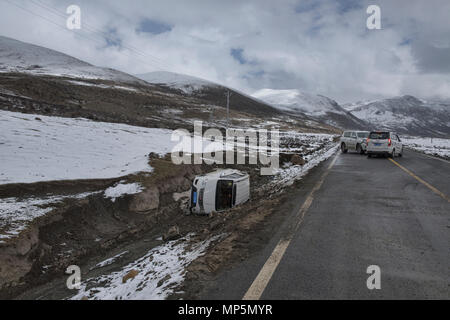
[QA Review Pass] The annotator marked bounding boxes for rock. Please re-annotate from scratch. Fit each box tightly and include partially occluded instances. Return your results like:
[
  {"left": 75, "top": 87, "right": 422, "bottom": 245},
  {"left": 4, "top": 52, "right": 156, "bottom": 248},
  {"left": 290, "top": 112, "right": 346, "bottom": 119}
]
[
  {"left": 129, "top": 186, "right": 159, "bottom": 213},
  {"left": 122, "top": 269, "right": 139, "bottom": 283},
  {"left": 148, "top": 152, "right": 160, "bottom": 160},
  {"left": 208, "top": 211, "right": 216, "bottom": 219},
  {"left": 157, "top": 274, "right": 171, "bottom": 287},
  {"left": 159, "top": 177, "right": 191, "bottom": 194},
  {"left": 291, "top": 154, "right": 306, "bottom": 166},
  {"left": 163, "top": 225, "right": 181, "bottom": 241},
  {"left": 209, "top": 220, "right": 222, "bottom": 231}
]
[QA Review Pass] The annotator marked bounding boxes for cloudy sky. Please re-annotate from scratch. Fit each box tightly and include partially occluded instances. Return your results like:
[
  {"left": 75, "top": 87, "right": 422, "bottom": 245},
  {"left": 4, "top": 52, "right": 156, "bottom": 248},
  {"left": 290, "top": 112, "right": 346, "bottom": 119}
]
[{"left": 0, "top": 0, "right": 449, "bottom": 103}]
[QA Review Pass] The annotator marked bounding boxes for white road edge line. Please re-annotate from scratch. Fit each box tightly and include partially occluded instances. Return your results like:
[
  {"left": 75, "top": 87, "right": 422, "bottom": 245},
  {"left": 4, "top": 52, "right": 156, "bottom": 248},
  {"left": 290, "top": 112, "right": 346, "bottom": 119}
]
[
  {"left": 405, "top": 147, "right": 450, "bottom": 164},
  {"left": 243, "top": 151, "right": 339, "bottom": 300}
]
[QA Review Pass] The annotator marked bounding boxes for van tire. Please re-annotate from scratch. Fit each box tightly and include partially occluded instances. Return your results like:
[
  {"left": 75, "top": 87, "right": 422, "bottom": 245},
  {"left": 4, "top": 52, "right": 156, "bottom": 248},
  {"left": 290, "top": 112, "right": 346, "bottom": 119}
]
[
  {"left": 367, "top": 153, "right": 372, "bottom": 158},
  {"left": 341, "top": 143, "right": 348, "bottom": 154}
]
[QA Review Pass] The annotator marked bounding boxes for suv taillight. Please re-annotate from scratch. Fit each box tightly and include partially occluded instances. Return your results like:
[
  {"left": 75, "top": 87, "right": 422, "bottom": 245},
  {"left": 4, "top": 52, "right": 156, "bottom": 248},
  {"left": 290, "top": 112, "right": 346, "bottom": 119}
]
[
  {"left": 388, "top": 138, "right": 392, "bottom": 146},
  {"left": 366, "top": 138, "right": 370, "bottom": 144}
]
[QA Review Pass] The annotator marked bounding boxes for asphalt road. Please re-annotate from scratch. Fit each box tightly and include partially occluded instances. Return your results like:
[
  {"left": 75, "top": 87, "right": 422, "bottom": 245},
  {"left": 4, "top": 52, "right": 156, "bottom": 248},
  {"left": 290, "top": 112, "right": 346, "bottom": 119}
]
[{"left": 203, "top": 149, "right": 450, "bottom": 299}]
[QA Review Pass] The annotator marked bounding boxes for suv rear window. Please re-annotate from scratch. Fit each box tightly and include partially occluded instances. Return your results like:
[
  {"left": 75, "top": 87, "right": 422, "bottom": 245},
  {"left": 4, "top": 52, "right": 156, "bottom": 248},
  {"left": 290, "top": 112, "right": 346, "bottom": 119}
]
[
  {"left": 369, "top": 132, "right": 389, "bottom": 139},
  {"left": 357, "top": 132, "right": 369, "bottom": 138}
]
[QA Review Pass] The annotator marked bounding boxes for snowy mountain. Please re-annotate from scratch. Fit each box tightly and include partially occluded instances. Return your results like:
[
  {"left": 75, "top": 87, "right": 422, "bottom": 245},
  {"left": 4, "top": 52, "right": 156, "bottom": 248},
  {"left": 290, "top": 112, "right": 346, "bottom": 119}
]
[
  {"left": 0, "top": 36, "right": 144, "bottom": 83},
  {"left": 345, "top": 95, "right": 450, "bottom": 137},
  {"left": 136, "top": 71, "right": 219, "bottom": 94},
  {"left": 252, "top": 88, "right": 367, "bottom": 130}
]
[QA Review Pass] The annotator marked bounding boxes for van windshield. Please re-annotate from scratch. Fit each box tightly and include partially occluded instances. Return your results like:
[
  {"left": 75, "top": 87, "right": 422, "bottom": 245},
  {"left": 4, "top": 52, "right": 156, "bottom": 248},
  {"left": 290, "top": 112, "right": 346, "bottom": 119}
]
[
  {"left": 369, "top": 132, "right": 389, "bottom": 139},
  {"left": 357, "top": 132, "right": 369, "bottom": 138}
]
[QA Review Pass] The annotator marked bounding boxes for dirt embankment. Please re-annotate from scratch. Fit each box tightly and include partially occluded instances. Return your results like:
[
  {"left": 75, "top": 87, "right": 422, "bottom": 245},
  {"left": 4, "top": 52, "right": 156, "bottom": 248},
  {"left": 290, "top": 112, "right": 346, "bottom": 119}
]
[
  {"left": 0, "top": 147, "right": 283, "bottom": 299},
  {"left": 0, "top": 154, "right": 208, "bottom": 298}
]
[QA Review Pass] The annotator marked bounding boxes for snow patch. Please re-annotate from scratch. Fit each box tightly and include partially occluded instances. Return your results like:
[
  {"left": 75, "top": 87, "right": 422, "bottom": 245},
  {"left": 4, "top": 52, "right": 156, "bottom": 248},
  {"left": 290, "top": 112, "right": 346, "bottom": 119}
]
[
  {"left": 136, "top": 71, "right": 218, "bottom": 94},
  {"left": 70, "top": 234, "right": 224, "bottom": 300},
  {"left": 91, "top": 251, "right": 129, "bottom": 270},
  {"left": 104, "top": 183, "right": 144, "bottom": 202}
]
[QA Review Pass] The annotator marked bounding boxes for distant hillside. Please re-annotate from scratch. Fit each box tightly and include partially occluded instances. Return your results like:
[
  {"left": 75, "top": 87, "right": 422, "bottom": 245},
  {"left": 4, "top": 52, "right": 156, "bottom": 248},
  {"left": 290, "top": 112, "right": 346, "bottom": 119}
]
[
  {"left": 345, "top": 95, "right": 450, "bottom": 137},
  {"left": 252, "top": 88, "right": 367, "bottom": 130}
]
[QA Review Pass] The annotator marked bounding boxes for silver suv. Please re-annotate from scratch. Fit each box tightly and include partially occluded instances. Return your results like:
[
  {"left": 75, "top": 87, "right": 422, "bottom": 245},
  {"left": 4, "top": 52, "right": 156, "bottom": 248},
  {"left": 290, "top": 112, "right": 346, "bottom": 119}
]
[
  {"left": 340, "top": 131, "right": 369, "bottom": 154},
  {"left": 366, "top": 131, "right": 403, "bottom": 158}
]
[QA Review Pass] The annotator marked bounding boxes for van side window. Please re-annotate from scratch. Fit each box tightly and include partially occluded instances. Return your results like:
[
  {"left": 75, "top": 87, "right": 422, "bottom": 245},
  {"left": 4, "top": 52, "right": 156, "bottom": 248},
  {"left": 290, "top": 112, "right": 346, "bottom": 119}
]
[
  {"left": 351, "top": 132, "right": 357, "bottom": 138},
  {"left": 344, "top": 132, "right": 350, "bottom": 137},
  {"left": 216, "top": 180, "right": 233, "bottom": 211}
]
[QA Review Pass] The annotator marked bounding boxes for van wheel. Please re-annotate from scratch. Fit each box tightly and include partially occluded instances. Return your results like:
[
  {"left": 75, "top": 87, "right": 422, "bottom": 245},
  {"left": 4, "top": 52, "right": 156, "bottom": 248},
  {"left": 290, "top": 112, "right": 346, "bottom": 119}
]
[
  {"left": 367, "top": 153, "right": 372, "bottom": 158},
  {"left": 356, "top": 144, "right": 364, "bottom": 155},
  {"left": 341, "top": 143, "right": 348, "bottom": 154}
]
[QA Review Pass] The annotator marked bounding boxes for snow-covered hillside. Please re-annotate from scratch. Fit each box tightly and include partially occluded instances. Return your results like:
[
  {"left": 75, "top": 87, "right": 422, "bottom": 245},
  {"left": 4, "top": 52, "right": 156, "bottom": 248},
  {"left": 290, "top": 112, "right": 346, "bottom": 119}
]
[
  {"left": 0, "top": 36, "right": 143, "bottom": 83},
  {"left": 252, "top": 88, "right": 366, "bottom": 130},
  {"left": 346, "top": 95, "right": 450, "bottom": 137},
  {"left": 136, "top": 71, "right": 218, "bottom": 94},
  {"left": 252, "top": 89, "right": 345, "bottom": 116}
]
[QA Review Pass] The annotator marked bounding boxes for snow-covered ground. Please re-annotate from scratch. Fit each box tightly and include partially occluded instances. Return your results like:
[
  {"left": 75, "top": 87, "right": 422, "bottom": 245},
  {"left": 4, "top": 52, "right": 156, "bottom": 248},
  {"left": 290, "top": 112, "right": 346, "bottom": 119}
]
[
  {"left": 0, "top": 191, "right": 100, "bottom": 243},
  {"left": 0, "top": 110, "right": 176, "bottom": 184},
  {"left": 271, "top": 132, "right": 339, "bottom": 188},
  {"left": 70, "top": 233, "right": 224, "bottom": 300},
  {"left": 402, "top": 137, "right": 450, "bottom": 159}
]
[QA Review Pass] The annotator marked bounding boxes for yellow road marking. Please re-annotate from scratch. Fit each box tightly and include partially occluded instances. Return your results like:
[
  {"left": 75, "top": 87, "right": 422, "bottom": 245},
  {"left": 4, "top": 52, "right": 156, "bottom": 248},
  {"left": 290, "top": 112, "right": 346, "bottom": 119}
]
[
  {"left": 243, "top": 152, "right": 339, "bottom": 300},
  {"left": 389, "top": 158, "right": 450, "bottom": 202}
]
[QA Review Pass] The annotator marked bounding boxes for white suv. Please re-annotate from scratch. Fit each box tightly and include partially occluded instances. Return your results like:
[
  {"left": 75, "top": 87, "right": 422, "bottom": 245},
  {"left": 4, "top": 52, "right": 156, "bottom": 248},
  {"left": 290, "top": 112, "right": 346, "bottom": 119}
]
[
  {"left": 366, "top": 131, "right": 403, "bottom": 158},
  {"left": 340, "top": 131, "right": 370, "bottom": 154}
]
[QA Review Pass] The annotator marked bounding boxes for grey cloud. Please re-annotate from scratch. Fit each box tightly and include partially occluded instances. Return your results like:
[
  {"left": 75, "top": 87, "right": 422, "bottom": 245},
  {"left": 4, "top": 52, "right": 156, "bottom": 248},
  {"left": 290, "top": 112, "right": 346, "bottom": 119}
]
[{"left": 0, "top": 0, "right": 449, "bottom": 102}]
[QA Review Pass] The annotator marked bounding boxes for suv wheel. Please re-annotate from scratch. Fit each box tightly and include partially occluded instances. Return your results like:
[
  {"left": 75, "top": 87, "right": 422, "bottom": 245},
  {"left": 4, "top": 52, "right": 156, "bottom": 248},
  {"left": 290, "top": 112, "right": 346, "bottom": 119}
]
[
  {"left": 356, "top": 144, "right": 364, "bottom": 155},
  {"left": 341, "top": 143, "right": 348, "bottom": 154},
  {"left": 390, "top": 149, "right": 395, "bottom": 158}
]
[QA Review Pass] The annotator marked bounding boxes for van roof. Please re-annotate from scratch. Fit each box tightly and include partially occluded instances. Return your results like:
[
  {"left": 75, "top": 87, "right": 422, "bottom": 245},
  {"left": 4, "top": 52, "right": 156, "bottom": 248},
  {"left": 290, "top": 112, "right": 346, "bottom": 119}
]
[{"left": 200, "top": 169, "right": 248, "bottom": 180}]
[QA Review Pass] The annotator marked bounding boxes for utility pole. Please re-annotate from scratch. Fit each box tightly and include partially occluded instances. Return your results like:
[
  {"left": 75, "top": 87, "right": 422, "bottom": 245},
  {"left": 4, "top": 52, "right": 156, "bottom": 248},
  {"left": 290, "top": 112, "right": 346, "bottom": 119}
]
[{"left": 225, "top": 90, "right": 232, "bottom": 129}]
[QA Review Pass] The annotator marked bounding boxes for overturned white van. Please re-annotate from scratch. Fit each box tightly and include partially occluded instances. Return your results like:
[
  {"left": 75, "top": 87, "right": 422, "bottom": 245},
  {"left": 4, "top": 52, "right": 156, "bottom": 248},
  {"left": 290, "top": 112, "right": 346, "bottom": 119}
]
[{"left": 190, "top": 169, "right": 250, "bottom": 214}]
